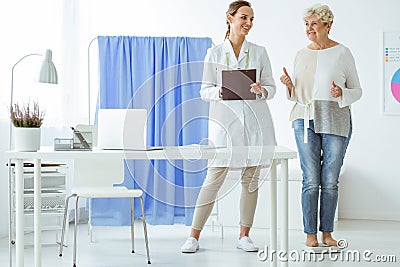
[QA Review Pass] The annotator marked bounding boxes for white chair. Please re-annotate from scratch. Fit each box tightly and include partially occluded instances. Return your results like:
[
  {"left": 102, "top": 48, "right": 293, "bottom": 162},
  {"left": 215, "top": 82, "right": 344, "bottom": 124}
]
[
  {"left": 58, "top": 158, "right": 151, "bottom": 265},
  {"left": 74, "top": 124, "right": 97, "bottom": 241}
]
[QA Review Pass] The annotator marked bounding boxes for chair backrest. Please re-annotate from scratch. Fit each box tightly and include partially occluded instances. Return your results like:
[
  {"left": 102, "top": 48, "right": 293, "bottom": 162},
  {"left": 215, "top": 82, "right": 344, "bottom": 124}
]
[
  {"left": 72, "top": 158, "right": 125, "bottom": 188},
  {"left": 72, "top": 124, "right": 124, "bottom": 188}
]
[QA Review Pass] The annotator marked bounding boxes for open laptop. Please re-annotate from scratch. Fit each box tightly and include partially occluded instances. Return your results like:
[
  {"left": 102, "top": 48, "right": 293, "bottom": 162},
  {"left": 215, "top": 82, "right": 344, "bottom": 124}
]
[
  {"left": 97, "top": 109, "right": 162, "bottom": 150},
  {"left": 221, "top": 69, "right": 256, "bottom": 100}
]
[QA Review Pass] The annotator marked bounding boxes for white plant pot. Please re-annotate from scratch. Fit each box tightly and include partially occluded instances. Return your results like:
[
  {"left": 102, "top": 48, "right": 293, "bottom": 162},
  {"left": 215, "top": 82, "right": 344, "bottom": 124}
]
[{"left": 14, "top": 127, "right": 41, "bottom": 152}]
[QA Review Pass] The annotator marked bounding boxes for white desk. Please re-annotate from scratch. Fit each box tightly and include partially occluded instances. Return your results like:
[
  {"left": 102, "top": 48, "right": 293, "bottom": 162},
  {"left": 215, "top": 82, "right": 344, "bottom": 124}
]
[{"left": 7, "top": 145, "right": 296, "bottom": 267}]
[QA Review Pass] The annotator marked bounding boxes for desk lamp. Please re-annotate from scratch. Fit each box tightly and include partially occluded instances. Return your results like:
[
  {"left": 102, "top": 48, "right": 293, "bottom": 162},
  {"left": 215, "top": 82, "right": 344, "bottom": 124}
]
[
  {"left": 8, "top": 49, "right": 58, "bottom": 267},
  {"left": 9, "top": 49, "right": 58, "bottom": 149}
]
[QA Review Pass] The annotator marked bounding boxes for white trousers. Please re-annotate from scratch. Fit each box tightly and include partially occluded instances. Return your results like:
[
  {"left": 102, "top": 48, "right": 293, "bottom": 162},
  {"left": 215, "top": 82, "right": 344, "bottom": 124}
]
[{"left": 192, "top": 166, "right": 261, "bottom": 230}]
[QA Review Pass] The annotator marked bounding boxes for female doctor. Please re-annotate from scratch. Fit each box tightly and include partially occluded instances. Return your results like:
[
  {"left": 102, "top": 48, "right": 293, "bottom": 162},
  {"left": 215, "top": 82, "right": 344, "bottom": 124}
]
[{"left": 181, "top": 0, "right": 276, "bottom": 253}]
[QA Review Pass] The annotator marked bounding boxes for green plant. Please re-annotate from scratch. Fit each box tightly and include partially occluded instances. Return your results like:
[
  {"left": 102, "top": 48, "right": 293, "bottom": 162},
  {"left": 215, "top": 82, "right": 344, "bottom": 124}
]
[{"left": 10, "top": 101, "right": 45, "bottom": 128}]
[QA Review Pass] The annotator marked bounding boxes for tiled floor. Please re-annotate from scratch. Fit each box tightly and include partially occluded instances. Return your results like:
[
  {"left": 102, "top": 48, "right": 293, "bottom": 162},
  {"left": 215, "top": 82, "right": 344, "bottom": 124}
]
[{"left": 1, "top": 219, "right": 399, "bottom": 267}]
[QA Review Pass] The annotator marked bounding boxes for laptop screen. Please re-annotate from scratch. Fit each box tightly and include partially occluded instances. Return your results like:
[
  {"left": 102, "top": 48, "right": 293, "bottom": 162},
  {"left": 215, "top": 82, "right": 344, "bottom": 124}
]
[{"left": 97, "top": 109, "right": 147, "bottom": 150}]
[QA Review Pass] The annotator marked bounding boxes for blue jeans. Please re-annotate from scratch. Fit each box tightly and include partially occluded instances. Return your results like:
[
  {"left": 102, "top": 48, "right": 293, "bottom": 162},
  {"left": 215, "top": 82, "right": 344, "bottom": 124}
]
[{"left": 293, "top": 119, "right": 352, "bottom": 234}]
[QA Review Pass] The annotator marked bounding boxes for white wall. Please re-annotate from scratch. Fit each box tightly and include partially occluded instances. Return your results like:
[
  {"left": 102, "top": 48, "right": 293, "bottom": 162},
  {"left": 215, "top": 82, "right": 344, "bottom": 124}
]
[
  {"left": 1, "top": 0, "right": 400, "bottom": 236},
  {"left": 0, "top": 120, "right": 10, "bottom": 237}
]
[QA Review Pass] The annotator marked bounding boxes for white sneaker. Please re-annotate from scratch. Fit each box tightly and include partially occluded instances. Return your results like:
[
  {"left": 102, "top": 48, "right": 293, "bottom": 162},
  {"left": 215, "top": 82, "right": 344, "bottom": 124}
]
[
  {"left": 181, "top": 237, "right": 199, "bottom": 253},
  {"left": 236, "top": 236, "right": 259, "bottom": 252}
]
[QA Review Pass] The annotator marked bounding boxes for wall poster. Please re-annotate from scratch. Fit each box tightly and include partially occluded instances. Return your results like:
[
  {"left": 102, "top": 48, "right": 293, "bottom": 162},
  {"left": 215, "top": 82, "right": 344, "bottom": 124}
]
[{"left": 383, "top": 31, "right": 400, "bottom": 115}]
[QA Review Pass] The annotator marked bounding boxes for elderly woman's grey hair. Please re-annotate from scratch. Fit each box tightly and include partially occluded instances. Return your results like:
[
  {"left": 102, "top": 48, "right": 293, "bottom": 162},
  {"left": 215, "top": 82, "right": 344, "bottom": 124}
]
[{"left": 303, "top": 3, "right": 334, "bottom": 25}]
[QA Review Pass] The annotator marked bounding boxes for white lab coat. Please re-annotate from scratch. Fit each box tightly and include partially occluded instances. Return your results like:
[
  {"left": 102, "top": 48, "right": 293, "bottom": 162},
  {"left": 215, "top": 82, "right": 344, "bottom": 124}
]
[{"left": 200, "top": 39, "right": 276, "bottom": 168}]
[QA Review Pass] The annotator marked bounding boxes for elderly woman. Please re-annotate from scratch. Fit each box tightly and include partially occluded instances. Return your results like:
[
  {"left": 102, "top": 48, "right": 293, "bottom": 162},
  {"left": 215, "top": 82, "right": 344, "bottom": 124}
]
[{"left": 280, "top": 4, "right": 362, "bottom": 247}]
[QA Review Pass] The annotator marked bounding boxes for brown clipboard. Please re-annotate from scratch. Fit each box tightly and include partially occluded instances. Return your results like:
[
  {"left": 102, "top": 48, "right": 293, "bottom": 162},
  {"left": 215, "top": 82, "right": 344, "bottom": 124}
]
[{"left": 221, "top": 69, "right": 256, "bottom": 100}]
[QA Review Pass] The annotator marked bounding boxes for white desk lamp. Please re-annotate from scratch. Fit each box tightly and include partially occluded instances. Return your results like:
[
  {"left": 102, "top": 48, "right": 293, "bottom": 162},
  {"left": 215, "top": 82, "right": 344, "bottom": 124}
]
[
  {"left": 8, "top": 49, "right": 58, "bottom": 267},
  {"left": 9, "top": 49, "right": 58, "bottom": 150}
]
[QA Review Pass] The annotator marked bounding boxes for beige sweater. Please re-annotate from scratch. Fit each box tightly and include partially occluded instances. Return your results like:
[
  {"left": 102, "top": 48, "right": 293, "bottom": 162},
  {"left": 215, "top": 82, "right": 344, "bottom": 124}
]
[{"left": 287, "top": 44, "right": 362, "bottom": 137}]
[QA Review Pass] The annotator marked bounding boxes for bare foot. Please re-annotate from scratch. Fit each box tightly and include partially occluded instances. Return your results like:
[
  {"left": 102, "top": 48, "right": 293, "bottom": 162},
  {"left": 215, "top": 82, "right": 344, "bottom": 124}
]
[
  {"left": 306, "top": 234, "right": 319, "bottom": 247},
  {"left": 322, "top": 232, "right": 338, "bottom": 246}
]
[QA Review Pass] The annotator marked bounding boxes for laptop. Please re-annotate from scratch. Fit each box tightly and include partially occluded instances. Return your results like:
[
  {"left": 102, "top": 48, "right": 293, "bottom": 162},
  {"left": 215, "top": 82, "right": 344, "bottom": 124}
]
[
  {"left": 97, "top": 109, "right": 162, "bottom": 150},
  {"left": 221, "top": 69, "right": 256, "bottom": 100}
]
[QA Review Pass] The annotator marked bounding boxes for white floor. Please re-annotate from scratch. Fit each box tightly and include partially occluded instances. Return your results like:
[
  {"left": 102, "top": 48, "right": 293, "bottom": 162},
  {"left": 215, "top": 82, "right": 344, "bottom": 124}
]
[{"left": 1, "top": 219, "right": 400, "bottom": 267}]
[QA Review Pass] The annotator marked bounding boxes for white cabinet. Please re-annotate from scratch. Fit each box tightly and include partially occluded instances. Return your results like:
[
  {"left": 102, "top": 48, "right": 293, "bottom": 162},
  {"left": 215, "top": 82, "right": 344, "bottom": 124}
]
[{"left": 10, "top": 163, "right": 67, "bottom": 244}]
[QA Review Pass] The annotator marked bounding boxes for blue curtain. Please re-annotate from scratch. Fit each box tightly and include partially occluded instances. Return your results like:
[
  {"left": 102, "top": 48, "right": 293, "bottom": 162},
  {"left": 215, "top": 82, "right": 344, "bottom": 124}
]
[{"left": 91, "top": 36, "right": 212, "bottom": 226}]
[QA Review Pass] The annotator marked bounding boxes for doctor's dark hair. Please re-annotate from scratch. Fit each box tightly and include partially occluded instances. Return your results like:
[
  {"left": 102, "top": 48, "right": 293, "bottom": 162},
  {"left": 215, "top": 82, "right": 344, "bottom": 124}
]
[{"left": 224, "top": 0, "right": 252, "bottom": 40}]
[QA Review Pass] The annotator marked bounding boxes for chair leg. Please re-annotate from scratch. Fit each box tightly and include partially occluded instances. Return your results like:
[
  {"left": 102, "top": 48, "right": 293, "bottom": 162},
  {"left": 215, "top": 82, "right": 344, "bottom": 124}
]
[
  {"left": 140, "top": 196, "right": 151, "bottom": 264},
  {"left": 73, "top": 196, "right": 79, "bottom": 267},
  {"left": 130, "top": 198, "right": 135, "bottom": 253},
  {"left": 88, "top": 199, "right": 93, "bottom": 242},
  {"left": 59, "top": 194, "right": 75, "bottom": 256}
]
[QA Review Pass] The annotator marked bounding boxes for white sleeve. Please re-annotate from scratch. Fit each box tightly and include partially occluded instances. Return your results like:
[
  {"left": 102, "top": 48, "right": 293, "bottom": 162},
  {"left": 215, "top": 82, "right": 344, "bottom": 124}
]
[
  {"left": 259, "top": 47, "right": 276, "bottom": 100},
  {"left": 286, "top": 54, "right": 298, "bottom": 102},
  {"left": 286, "top": 85, "right": 297, "bottom": 101},
  {"left": 200, "top": 48, "right": 222, "bottom": 101},
  {"left": 338, "top": 48, "right": 362, "bottom": 108}
]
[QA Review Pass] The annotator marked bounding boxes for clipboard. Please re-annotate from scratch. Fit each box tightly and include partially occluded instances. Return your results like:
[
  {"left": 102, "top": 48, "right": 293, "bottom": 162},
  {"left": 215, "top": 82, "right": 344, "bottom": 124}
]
[{"left": 221, "top": 69, "right": 256, "bottom": 100}]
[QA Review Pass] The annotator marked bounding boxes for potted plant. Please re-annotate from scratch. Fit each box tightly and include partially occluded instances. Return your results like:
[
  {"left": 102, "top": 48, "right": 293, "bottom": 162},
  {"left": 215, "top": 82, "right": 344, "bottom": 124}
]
[{"left": 10, "top": 101, "right": 44, "bottom": 151}]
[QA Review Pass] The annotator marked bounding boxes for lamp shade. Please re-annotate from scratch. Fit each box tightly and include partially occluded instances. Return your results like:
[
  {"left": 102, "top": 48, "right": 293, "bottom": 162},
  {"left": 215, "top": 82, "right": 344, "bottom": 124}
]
[{"left": 38, "top": 49, "right": 58, "bottom": 84}]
